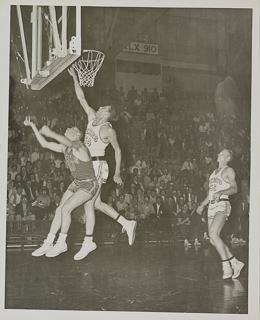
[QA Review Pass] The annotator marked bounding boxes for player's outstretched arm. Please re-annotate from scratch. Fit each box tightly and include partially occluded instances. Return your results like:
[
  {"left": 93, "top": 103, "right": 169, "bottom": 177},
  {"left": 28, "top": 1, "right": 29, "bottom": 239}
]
[
  {"left": 40, "top": 125, "right": 72, "bottom": 147},
  {"left": 24, "top": 117, "right": 65, "bottom": 154},
  {"left": 68, "top": 67, "right": 96, "bottom": 121}
]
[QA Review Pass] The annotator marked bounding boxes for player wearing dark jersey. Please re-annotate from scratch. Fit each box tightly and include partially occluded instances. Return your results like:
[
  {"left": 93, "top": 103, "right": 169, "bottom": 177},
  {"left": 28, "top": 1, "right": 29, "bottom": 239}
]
[{"left": 24, "top": 117, "right": 98, "bottom": 257}]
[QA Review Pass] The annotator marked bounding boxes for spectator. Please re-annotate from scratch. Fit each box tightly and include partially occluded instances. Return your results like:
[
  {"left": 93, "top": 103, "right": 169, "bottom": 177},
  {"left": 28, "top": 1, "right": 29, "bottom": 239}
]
[
  {"left": 9, "top": 165, "right": 18, "bottom": 181},
  {"left": 189, "top": 202, "right": 202, "bottom": 246},
  {"left": 9, "top": 184, "right": 25, "bottom": 207},
  {"left": 24, "top": 179, "right": 38, "bottom": 202},
  {"left": 136, "top": 188, "right": 145, "bottom": 205},
  {"left": 127, "top": 196, "right": 140, "bottom": 220},
  {"left": 138, "top": 195, "right": 155, "bottom": 220},
  {"left": 7, "top": 173, "right": 14, "bottom": 195},
  {"left": 15, "top": 195, "right": 35, "bottom": 221},
  {"left": 6, "top": 197, "right": 15, "bottom": 221},
  {"left": 153, "top": 196, "right": 166, "bottom": 220},
  {"left": 116, "top": 194, "right": 129, "bottom": 217},
  {"left": 31, "top": 146, "right": 40, "bottom": 163},
  {"left": 32, "top": 187, "right": 51, "bottom": 220},
  {"left": 159, "top": 189, "right": 167, "bottom": 203},
  {"left": 176, "top": 203, "right": 191, "bottom": 246},
  {"left": 140, "top": 168, "right": 151, "bottom": 191},
  {"left": 158, "top": 168, "right": 172, "bottom": 184},
  {"left": 49, "top": 194, "right": 61, "bottom": 221},
  {"left": 106, "top": 195, "right": 118, "bottom": 211}
]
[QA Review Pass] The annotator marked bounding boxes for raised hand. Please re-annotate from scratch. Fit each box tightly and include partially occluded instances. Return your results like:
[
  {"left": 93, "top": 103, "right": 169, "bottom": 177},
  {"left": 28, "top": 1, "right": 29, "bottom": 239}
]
[
  {"left": 68, "top": 66, "right": 77, "bottom": 77},
  {"left": 23, "top": 116, "right": 33, "bottom": 127},
  {"left": 113, "top": 172, "right": 122, "bottom": 185}
]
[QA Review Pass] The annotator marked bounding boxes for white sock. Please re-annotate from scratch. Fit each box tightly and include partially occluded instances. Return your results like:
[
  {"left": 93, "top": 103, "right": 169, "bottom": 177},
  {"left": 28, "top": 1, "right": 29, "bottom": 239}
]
[
  {"left": 57, "top": 233, "right": 67, "bottom": 243},
  {"left": 222, "top": 261, "right": 231, "bottom": 268},
  {"left": 117, "top": 215, "right": 127, "bottom": 227},
  {"left": 84, "top": 236, "right": 93, "bottom": 242},
  {"left": 46, "top": 233, "right": 55, "bottom": 244}
]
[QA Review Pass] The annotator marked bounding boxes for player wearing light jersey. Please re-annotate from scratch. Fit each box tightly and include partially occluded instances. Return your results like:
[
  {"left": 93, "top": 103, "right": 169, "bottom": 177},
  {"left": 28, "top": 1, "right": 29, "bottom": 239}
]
[
  {"left": 197, "top": 149, "right": 244, "bottom": 279},
  {"left": 68, "top": 67, "right": 137, "bottom": 260}
]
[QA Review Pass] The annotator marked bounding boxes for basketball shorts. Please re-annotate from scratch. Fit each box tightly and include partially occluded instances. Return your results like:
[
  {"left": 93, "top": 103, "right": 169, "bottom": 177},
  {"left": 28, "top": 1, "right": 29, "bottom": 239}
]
[
  {"left": 68, "top": 178, "right": 98, "bottom": 197},
  {"left": 208, "top": 201, "right": 231, "bottom": 220},
  {"left": 92, "top": 160, "right": 109, "bottom": 184}
]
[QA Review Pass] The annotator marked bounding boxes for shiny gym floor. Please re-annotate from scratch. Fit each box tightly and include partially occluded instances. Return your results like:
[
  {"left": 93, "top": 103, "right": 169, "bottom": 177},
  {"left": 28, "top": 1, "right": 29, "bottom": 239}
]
[{"left": 5, "top": 239, "right": 248, "bottom": 314}]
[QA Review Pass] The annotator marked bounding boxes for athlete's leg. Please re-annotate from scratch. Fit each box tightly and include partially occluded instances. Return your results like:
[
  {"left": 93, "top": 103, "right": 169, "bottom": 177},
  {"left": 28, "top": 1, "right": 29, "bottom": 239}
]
[
  {"left": 94, "top": 193, "right": 137, "bottom": 245},
  {"left": 94, "top": 193, "right": 121, "bottom": 219},
  {"left": 84, "top": 179, "right": 102, "bottom": 236},
  {"left": 46, "top": 190, "right": 94, "bottom": 258},
  {"left": 60, "top": 190, "right": 94, "bottom": 234},
  {"left": 208, "top": 212, "right": 230, "bottom": 260},
  {"left": 84, "top": 178, "right": 137, "bottom": 242},
  {"left": 73, "top": 180, "right": 102, "bottom": 261},
  {"left": 208, "top": 211, "right": 235, "bottom": 279},
  {"left": 49, "top": 189, "right": 74, "bottom": 234},
  {"left": 31, "top": 189, "right": 74, "bottom": 257}
]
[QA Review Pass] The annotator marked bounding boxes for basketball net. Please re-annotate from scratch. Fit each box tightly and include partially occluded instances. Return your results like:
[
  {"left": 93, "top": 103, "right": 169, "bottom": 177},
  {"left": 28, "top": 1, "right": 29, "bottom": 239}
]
[{"left": 72, "top": 50, "right": 105, "bottom": 87}]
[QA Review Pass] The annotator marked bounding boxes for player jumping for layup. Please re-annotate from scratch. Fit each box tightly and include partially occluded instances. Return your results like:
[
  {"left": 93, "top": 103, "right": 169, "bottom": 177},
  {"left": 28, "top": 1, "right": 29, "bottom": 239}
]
[{"left": 68, "top": 67, "right": 137, "bottom": 260}]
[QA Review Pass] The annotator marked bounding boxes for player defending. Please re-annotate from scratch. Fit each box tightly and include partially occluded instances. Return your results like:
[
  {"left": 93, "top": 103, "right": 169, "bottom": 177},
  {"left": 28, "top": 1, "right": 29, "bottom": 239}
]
[
  {"left": 68, "top": 67, "right": 137, "bottom": 260},
  {"left": 197, "top": 149, "right": 244, "bottom": 279},
  {"left": 24, "top": 117, "right": 98, "bottom": 257}
]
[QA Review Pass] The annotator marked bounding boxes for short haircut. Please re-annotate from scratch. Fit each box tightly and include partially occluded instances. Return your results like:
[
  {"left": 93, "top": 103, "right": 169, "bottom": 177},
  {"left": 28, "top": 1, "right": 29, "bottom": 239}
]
[
  {"left": 107, "top": 106, "right": 117, "bottom": 121},
  {"left": 71, "top": 127, "right": 83, "bottom": 140},
  {"left": 226, "top": 149, "right": 234, "bottom": 162}
]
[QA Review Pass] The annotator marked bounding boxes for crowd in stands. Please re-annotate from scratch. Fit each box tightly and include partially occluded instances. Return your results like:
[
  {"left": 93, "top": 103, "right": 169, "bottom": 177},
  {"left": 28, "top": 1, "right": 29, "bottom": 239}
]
[{"left": 6, "top": 79, "right": 250, "bottom": 245}]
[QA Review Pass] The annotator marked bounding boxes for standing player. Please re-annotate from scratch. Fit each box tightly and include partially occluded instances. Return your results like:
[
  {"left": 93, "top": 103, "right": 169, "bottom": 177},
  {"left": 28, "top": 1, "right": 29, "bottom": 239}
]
[
  {"left": 197, "top": 149, "right": 244, "bottom": 279},
  {"left": 23, "top": 117, "right": 98, "bottom": 257},
  {"left": 68, "top": 67, "right": 137, "bottom": 260}
]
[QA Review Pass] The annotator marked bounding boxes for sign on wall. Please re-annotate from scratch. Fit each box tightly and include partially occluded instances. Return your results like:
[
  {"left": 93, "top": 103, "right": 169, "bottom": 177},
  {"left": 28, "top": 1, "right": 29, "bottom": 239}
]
[{"left": 124, "top": 42, "right": 159, "bottom": 55}]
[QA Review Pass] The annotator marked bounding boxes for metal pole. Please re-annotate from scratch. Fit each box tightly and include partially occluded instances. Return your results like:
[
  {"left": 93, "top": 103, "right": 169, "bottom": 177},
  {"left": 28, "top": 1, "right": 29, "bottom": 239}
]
[
  {"left": 16, "top": 5, "right": 31, "bottom": 85},
  {"left": 49, "top": 6, "right": 62, "bottom": 52},
  {"left": 37, "top": 6, "right": 42, "bottom": 71},
  {"left": 62, "top": 6, "right": 67, "bottom": 56},
  {"left": 76, "top": 6, "right": 81, "bottom": 55},
  {"left": 31, "top": 6, "right": 37, "bottom": 78}
]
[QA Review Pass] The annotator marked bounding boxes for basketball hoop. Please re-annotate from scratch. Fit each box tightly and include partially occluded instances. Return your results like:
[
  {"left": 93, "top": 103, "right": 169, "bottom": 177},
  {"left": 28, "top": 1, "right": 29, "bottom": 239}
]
[{"left": 72, "top": 50, "right": 105, "bottom": 87}]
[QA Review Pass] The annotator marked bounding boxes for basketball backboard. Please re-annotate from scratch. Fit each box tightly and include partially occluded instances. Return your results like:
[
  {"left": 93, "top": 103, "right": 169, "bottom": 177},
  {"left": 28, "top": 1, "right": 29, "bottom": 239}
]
[{"left": 15, "top": 5, "right": 81, "bottom": 90}]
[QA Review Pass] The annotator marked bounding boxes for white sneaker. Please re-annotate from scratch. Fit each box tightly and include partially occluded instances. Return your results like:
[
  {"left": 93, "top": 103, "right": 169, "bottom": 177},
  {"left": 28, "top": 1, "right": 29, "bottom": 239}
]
[
  {"left": 232, "top": 261, "right": 245, "bottom": 279},
  {"left": 194, "top": 239, "right": 201, "bottom": 246},
  {"left": 74, "top": 240, "right": 97, "bottom": 260},
  {"left": 45, "top": 241, "right": 67, "bottom": 257},
  {"left": 184, "top": 239, "right": 191, "bottom": 246},
  {"left": 31, "top": 240, "right": 53, "bottom": 257},
  {"left": 122, "top": 220, "right": 137, "bottom": 245},
  {"left": 222, "top": 264, "right": 233, "bottom": 279}
]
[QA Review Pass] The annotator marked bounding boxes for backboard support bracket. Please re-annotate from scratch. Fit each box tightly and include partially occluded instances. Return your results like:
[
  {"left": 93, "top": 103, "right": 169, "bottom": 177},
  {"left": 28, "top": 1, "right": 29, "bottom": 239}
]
[{"left": 16, "top": 5, "right": 82, "bottom": 90}]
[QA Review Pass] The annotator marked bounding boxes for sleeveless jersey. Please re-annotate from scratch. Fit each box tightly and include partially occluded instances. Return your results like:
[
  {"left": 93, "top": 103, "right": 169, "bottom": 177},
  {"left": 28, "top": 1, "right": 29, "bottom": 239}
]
[
  {"left": 208, "top": 166, "right": 230, "bottom": 201},
  {"left": 84, "top": 119, "right": 112, "bottom": 156},
  {"left": 64, "top": 146, "right": 95, "bottom": 180}
]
